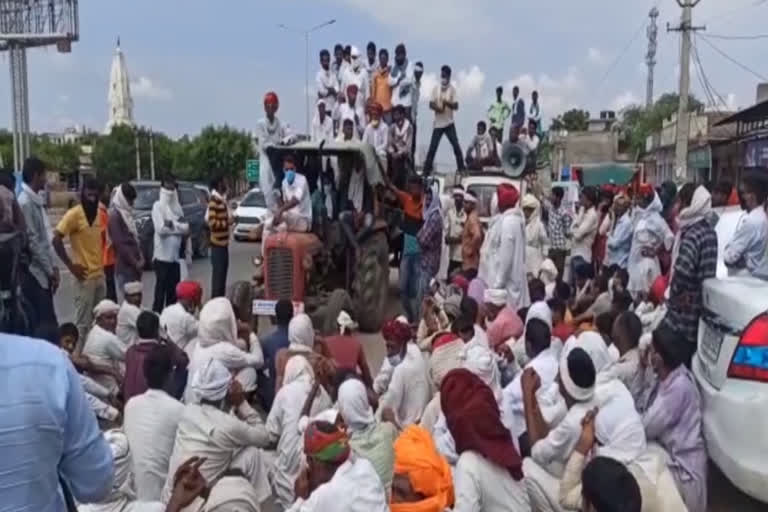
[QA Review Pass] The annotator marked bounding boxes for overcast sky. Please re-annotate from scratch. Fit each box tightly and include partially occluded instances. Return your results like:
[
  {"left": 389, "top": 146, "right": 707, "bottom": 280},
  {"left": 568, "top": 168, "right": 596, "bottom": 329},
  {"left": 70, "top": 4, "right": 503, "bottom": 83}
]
[{"left": 1, "top": 0, "right": 767, "bottom": 167}]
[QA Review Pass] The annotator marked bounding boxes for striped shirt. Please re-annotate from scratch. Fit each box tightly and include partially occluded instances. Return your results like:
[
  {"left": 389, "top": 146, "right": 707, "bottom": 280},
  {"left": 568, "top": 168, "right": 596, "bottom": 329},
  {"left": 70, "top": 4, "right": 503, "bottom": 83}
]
[{"left": 207, "top": 193, "right": 231, "bottom": 247}]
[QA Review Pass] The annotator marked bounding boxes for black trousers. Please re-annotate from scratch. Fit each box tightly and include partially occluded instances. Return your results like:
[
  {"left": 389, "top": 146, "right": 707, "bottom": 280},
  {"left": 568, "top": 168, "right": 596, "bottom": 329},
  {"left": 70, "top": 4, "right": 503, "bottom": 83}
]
[
  {"left": 447, "top": 260, "right": 463, "bottom": 278},
  {"left": 210, "top": 245, "right": 229, "bottom": 298},
  {"left": 152, "top": 260, "right": 180, "bottom": 313},
  {"left": 104, "top": 265, "right": 117, "bottom": 302},
  {"left": 423, "top": 123, "right": 465, "bottom": 175},
  {"left": 20, "top": 271, "right": 57, "bottom": 329}
]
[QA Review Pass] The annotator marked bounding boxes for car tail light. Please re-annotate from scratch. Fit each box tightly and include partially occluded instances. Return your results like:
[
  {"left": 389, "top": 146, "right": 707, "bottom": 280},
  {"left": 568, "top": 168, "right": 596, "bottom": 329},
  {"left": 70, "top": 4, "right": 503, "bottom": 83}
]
[{"left": 728, "top": 313, "right": 768, "bottom": 382}]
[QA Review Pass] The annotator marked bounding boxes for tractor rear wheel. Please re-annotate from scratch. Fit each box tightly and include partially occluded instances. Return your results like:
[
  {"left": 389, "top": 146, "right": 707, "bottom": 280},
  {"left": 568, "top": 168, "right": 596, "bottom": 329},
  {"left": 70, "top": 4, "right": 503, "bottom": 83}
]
[{"left": 353, "top": 231, "right": 389, "bottom": 332}]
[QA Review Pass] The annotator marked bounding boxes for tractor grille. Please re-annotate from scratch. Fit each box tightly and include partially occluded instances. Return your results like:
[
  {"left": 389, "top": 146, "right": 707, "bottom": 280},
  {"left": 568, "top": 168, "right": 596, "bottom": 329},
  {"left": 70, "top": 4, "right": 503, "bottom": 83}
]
[{"left": 267, "top": 247, "right": 294, "bottom": 299}]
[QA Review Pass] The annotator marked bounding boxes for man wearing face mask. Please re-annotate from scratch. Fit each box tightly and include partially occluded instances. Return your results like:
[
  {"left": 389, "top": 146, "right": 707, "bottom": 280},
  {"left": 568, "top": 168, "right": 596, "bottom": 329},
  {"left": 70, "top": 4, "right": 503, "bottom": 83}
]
[
  {"left": 423, "top": 65, "right": 465, "bottom": 176},
  {"left": 273, "top": 155, "right": 312, "bottom": 233},
  {"left": 373, "top": 317, "right": 430, "bottom": 427},
  {"left": 389, "top": 44, "right": 415, "bottom": 122},
  {"left": 150, "top": 174, "right": 189, "bottom": 313},
  {"left": 341, "top": 46, "right": 369, "bottom": 113},
  {"left": 53, "top": 177, "right": 108, "bottom": 344},
  {"left": 724, "top": 174, "right": 768, "bottom": 279}
]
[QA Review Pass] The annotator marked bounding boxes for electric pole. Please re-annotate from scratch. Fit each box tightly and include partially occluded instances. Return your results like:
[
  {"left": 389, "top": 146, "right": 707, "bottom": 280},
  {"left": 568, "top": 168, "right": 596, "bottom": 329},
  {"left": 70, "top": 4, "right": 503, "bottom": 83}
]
[
  {"left": 668, "top": 0, "right": 705, "bottom": 184},
  {"left": 149, "top": 130, "right": 156, "bottom": 181},
  {"left": 135, "top": 130, "right": 141, "bottom": 180},
  {"left": 646, "top": 7, "right": 659, "bottom": 108}
]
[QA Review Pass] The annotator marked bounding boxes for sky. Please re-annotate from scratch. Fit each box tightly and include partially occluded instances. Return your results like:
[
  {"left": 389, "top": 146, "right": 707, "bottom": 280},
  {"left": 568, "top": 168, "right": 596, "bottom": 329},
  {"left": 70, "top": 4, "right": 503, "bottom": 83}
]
[{"left": 1, "top": 0, "right": 767, "bottom": 167}]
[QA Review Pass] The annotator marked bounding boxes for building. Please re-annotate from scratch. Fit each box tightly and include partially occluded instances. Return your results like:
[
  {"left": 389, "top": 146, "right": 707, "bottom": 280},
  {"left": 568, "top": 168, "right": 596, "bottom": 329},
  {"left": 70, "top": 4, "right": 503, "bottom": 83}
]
[
  {"left": 42, "top": 125, "right": 87, "bottom": 146},
  {"left": 106, "top": 38, "right": 134, "bottom": 133}
]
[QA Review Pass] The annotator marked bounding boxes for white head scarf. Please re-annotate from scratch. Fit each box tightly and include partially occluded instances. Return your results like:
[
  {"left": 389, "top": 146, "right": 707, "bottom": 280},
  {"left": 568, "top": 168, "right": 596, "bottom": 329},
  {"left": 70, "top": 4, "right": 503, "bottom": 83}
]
[
  {"left": 670, "top": 185, "right": 712, "bottom": 281},
  {"left": 123, "top": 281, "right": 143, "bottom": 295},
  {"left": 337, "top": 310, "right": 358, "bottom": 335},
  {"left": 538, "top": 258, "right": 558, "bottom": 287},
  {"left": 521, "top": 193, "right": 541, "bottom": 226},
  {"left": 204, "top": 475, "right": 261, "bottom": 512},
  {"left": 569, "top": 331, "right": 612, "bottom": 373},
  {"left": 93, "top": 299, "right": 120, "bottom": 318},
  {"left": 197, "top": 297, "right": 238, "bottom": 348},
  {"left": 483, "top": 288, "right": 508, "bottom": 306},
  {"left": 111, "top": 184, "right": 139, "bottom": 240},
  {"left": 189, "top": 358, "right": 232, "bottom": 402},
  {"left": 337, "top": 378, "right": 375, "bottom": 432},
  {"left": 526, "top": 300, "right": 553, "bottom": 331},
  {"left": 461, "top": 344, "right": 502, "bottom": 401},
  {"left": 284, "top": 354, "right": 314, "bottom": 387},
  {"left": 559, "top": 347, "right": 596, "bottom": 402},
  {"left": 288, "top": 313, "right": 315, "bottom": 352}
]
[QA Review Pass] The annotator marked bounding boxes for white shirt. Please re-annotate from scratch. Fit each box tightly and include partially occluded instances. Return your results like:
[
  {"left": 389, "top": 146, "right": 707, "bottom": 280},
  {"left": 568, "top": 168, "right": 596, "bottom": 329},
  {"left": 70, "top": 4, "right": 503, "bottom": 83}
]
[
  {"left": 256, "top": 116, "right": 287, "bottom": 211},
  {"left": 492, "top": 209, "right": 531, "bottom": 309},
  {"left": 186, "top": 341, "right": 264, "bottom": 403},
  {"left": 116, "top": 302, "right": 141, "bottom": 347},
  {"left": 571, "top": 206, "right": 599, "bottom": 262},
  {"left": 341, "top": 67, "right": 370, "bottom": 110},
  {"left": 445, "top": 206, "right": 467, "bottom": 262},
  {"left": 315, "top": 67, "right": 339, "bottom": 112},
  {"left": 162, "top": 402, "right": 271, "bottom": 503},
  {"left": 531, "top": 400, "right": 596, "bottom": 468},
  {"left": 124, "top": 389, "right": 184, "bottom": 501},
  {"left": 389, "top": 60, "right": 415, "bottom": 108},
  {"left": 599, "top": 348, "right": 644, "bottom": 407},
  {"left": 724, "top": 206, "right": 768, "bottom": 279},
  {"left": 311, "top": 113, "right": 334, "bottom": 143},
  {"left": 501, "top": 347, "right": 560, "bottom": 443},
  {"left": 431, "top": 84, "right": 458, "bottom": 129},
  {"left": 282, "top": 172, "right": 312, "bottom": 224},
  {"left": 362, "top": 121, "right": 389, "bottom": 160},
  {"left": 333, "top": 101, "right": 365, "bottom": 138},
  {"left": 151, "top": 202, "right": 189, "bottom": 263},
  {"left": 286, "top": 455, "right": 389, "bottom": 512},
  {"left": 376, "top": 343, "right": 430, "bottom": 426},
  {"left": 83, "top": 325, "right": 126, "bottom": 391},
  {"left": 519, "top": 133, "right": 540, "bottom": 153},
  {"left": 159, "top": 302, "right": 198, "bottom": 350},
  {"left": 454, "top": 451, "right": 530, "bottom": 512}
]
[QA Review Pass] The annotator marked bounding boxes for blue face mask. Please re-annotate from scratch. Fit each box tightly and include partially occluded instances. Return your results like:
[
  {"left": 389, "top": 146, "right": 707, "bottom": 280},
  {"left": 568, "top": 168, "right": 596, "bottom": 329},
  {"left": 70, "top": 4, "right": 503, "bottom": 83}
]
[{"left": 285, "top": 169, "right": 296, "bottom": 185}]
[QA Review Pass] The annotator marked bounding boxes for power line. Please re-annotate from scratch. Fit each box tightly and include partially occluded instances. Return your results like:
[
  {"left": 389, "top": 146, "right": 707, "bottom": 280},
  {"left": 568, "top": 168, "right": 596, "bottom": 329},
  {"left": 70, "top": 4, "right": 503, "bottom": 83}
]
[
  {"left": 691, "top": 35, "right": 728, "bottom": 112},
  {"left": 698, "top": 34, "right": 768, "bottom": 82},
  {"left": 705, "top": 33, "right": 768, "bottom": 40}
]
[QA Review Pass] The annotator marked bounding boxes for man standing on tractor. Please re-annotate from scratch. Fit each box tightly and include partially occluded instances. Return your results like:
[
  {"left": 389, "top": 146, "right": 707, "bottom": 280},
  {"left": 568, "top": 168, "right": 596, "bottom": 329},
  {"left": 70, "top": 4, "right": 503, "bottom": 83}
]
[{"left": 257, "top": 92, "right": 287, "bottom": 212}]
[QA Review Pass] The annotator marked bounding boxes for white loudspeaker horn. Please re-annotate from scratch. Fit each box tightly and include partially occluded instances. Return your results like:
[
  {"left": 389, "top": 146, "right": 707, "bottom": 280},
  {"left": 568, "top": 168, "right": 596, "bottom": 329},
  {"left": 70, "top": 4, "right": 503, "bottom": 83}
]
[{"left": 501, "top": 141, "right": 527, "bottom": 178}]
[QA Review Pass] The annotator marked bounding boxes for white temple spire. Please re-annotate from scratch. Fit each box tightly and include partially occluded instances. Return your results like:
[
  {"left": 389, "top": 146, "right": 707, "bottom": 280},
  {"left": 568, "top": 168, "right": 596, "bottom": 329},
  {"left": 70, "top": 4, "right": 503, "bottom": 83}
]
[{"left": 106, "top": 36, "right": 134, "bottom": 132}]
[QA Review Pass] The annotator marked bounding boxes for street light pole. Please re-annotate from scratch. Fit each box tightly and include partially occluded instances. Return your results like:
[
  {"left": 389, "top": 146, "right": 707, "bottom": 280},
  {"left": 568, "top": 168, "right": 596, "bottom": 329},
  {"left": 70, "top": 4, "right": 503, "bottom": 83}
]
[{"left": 278, "top": 19, "right": 336, "bottom": 135}]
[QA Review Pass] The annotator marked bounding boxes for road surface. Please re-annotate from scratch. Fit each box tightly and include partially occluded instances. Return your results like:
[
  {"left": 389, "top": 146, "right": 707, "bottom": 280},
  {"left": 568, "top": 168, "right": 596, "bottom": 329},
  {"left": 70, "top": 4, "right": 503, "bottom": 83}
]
[{"left": 52, "top": 240, "right": 764, "bottom": 511}]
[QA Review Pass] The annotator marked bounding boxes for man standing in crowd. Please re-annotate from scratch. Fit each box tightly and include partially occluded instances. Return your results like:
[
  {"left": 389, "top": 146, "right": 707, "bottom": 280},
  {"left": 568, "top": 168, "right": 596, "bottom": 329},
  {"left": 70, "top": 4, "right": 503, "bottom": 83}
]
[
  {"left": 444, "top": 186, "right": 466, "bottom": 277},
  {"left": 365, "top": 41, "right": 379, "bottom": 82},
  {"left": 663, "top": 184, "right": 718, "bottom": 363},
  {"left": 461, "top": 190, "right": 482, "bottom": 277},
  {"left": 603, "top": 193, "right": 632, "bottom": 273},
  {"left": 207, "top": 175, "right": 232, "bottom": 298},
  {"left": 332, "top": 43, "right": 345, "bottom": 82},
  {"left": 53, "top": 176, "right": 106, "bottom": 343},
  {"left": 387, "top": 105, "right": 413, "bottom": 189},
  {"left": 412, "top": 61, "right": 424, "bottom": 156},
  {"left": 311, "top": 100, "right": 334, "bottom": 142},
  {"left": 389, "top": 176, "right": 424, "bottom": 323},
  {"left": 151, "top": 174, "right": 189, "bottom": 313},
  {"left": 390, "top": 43, "right": 415, "bottom": 121},
  {"left": 529, "top": 90, "right": 542, "bottom": 132},
  {"left": 341, "top": 46, "right": 370, "bottom": 111},
  {"left": 509, "top": 85, "right": 526, "bottom": 138},
  {"left": 371, "top": 48, "right": 393, "bottom": 123},
  {"left": 257, "top": 92, "right": 287, "bottom": 212},
  {"left": 488, "top": 86, "right": 511, "bottom": 143},
  {"left": 724, "top": 174, "right": 768, "bottom": 279},
  {"left": 18, "top": 157, "right": 58, "bottom": 327},
  {"left": 316, "top": 49, "right": 339, "bottom": 115},
  {"left": 99, "top": 184, "right": 117, "bottom": 302},
  {"left": 547, "top": 186, "right": 571, "bottom": 276},
  {"left": 423, "top": 65, "right": 465, "bottom": 175},
  {"left": 109, "top": 182, "right": 143, "bottom": 301}
]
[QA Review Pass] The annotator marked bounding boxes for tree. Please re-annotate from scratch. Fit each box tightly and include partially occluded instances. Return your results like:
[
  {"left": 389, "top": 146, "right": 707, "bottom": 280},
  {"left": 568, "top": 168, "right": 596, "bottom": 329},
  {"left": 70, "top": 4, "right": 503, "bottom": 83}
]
[
  {"left": 92, "top": 124, "right": 139, "bottom": 186},
  {"left": 550, "top": 109, "right": 590, "bottom": 132},
  {"left": 189, "top": 125, "right": 254, "bottom": 185},
  {"left": 0, "top": 129, "right": 12, "bottom": 169},
  {"left": 31, "top": 138, "right": 80, "bottom": 174}
]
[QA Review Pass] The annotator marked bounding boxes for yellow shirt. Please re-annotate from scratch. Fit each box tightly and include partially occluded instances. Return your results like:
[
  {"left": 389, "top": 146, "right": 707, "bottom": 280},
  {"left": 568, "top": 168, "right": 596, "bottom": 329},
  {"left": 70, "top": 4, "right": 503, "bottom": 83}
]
[{"left": 56, "top": 204, "right": 104, "bottom": 279}]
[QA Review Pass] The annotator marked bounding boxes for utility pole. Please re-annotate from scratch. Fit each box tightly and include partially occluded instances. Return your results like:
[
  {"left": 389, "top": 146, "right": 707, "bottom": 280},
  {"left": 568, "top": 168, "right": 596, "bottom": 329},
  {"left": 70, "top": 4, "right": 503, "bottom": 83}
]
[
  {"left": 645, "top": 7, "right": 659, "bottom": 108},
  {"left": 668, "top": 0, "right": 705, "bottom": 184},
  {"left": 149, "top": 130, "right": 156, "bottom": 181},
  {"left": 134, "top": 130, "right": 141, "bottom": 180}
]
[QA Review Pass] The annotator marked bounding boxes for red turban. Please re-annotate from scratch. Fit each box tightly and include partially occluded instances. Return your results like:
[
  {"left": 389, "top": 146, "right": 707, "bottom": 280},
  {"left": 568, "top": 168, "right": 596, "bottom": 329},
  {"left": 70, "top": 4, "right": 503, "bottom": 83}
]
[
  {"left": 639, "top": 183, "right": 654, "bottom": 198},
  {"left": 264, "top": 91, "right": 279, "bottom": 106},
  {"left": 304, "top": 421, "right": 350, "bottom": 463},
  {"left": 432, "top": 332, "right": 459, "bottom": 351},
  {"left": 496, "top": 183, "right": 519, "bottom": 210},
  {"left": 368, "top": 101, "right": 383, "bottom": 115},
  {"left": 346, "top": 83, "right": 358, "bottom": 95},
  {"left": 382, "top": 317, "right": 412, "bottom": 343},
  {"left": 176, "top": 281, "right": 202, "bottom": 302},
  {"left": 649, "top": 274, "right": 668, "bottom": 305},
  {"left": 441, "top": 369, "right": 523, "bottom": 479},
  {"left": 451, "top": 274, "right": 469, "bottom": 293}
]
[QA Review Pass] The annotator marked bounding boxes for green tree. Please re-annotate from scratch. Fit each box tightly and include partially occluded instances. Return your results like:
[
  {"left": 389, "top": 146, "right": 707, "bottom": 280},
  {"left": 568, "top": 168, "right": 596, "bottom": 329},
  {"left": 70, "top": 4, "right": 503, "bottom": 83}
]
[
  {"left": 189, "top": 125, "right": 254, "bottom": 185},
  {"left": 0, "top": 129, "right": 12, "bottom": 169},
  {"left": 550, "top": 109, "right": 590, "bottom": 131},
  {"left": 92, "top": 124, "right": 139, "bottom": 185},
  {"left": 31, "top": 138, "right": 81, "bottom": 174}
]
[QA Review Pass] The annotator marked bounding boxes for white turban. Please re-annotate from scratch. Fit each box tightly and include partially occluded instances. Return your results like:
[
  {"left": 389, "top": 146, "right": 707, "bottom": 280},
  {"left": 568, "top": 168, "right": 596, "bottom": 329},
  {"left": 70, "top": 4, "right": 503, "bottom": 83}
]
[
  {"left": 337, "top": 378, "right": 375, "bottom": 432},
  {"left": 284, "top": 354, "right": 314, "bottom": 387},
  {"left": 337, "top": 310, "right": 358, "bottom": 335},
  {"left": 298, "top": 408, "right": 340, "bottom": 435},
  {"left": 463, "top": 191, "right": 478, "bottom": 203},
  {"left": 123, "top": 281, "right": 143, "bottom": 295},
  {"left": 559, "top": 348, "right": 595, "bottom": 402},
  {"left": 461, "top": 344, "right": 502, "bottom": 401},
  {"left": 189, "top": 358, "right": 232, "bottom": 402},
  {"left": 197, "top": 297, "right": 238, "bottom": 348},
  {"left": 526, "top": 300, "right": 553, "bottom": 331},
  {"left": 93, "top": 299, "right": 120, "bottom": 318},
  {"left": 104, "top": 429, "right": 134, "bottom": 497},
  {"left": 538, "top": 259, "right": 558, "bottom": 286},
  {"left": 573, "top": 331, "right": 613, "bottom": 374},
  {"left": 288, "top": 313, "right": 315, "bottom": 352},
  {"left": 484, "top": 289, "right": 508, "bottom": 306},
  {"left": 205, "top": 475, "right": 261, "bottom": 512}
]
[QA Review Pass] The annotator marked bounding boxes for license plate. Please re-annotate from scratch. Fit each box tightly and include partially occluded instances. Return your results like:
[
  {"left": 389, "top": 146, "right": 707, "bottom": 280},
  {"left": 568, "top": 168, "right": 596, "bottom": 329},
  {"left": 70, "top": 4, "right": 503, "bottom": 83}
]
[
  {"left": 700, "top": 322, "right": 724, "bottom": 362},
  {"left": 252, "top": 299, "right": 304, "bottom": 316}
]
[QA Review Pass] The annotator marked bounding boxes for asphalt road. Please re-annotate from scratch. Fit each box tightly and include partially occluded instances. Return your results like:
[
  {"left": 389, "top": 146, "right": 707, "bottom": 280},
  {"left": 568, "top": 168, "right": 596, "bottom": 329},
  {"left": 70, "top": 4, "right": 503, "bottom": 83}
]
[{"left": 52, "top": 240, "right": 763, "bottom": 511}]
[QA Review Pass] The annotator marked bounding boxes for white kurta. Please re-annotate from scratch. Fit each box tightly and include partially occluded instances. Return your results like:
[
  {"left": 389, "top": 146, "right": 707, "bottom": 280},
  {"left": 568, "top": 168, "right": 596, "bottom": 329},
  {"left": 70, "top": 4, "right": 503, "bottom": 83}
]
[
  {"left": 124, "top": 389, "right": 184, "bottom": 501},
  {"left": 524, "top": 207, "right": 549, "bottom": 278},
  {"left": 116, "top": 302, "right": 141, "bottom": 347},
  {"left": 570, "top": 206, "right": 598, "bottom": 263},
  {"left": 482, "top": 208, "right": 530, "bottom": 309},
  {"left": 628, "top": 195, "right": 673, "bottom": 297},
  {"left": 83, "top": 324, "right": 126, "bottom": 392},
  {"left": 376, "top": 343, "right": 430, "bottom": 427},
  {"left": 286, "top": 455, "right": 389, "bottom": 512},
  {"left": 160, "top": 303, "right": 198, "bottom": 350},
  {"left": 161, "top": 402, "right": 272, "bottom": 505},
  {"left": 186, "top": 340, "right": 264, "bottom": 400},
  {"left": 256, "top": 116, "right": 287, "bottom": 212},
  {"left": 454, "top": 451, "right": 530, "bottom": 512},
  {"left": 444, "top": 206, "right": 467, "bottom": 263}
]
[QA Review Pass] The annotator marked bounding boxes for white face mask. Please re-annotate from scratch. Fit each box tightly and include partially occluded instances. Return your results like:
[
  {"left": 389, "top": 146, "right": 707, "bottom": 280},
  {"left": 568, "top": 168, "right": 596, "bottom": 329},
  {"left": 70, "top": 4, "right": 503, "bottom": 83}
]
[
  {"left": 387, "top": 353, "right": 404, "bottom": 367},
  {"left": 441, "top": 77, "right": 449, "bottom": 87},
  {"left": 352, "top": 57, "right": 361, "bottom": 71}
]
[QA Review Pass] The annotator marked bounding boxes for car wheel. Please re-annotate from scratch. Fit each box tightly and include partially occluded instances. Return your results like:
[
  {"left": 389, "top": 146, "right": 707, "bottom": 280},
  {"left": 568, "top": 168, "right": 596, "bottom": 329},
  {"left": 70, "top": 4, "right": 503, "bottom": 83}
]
[{"left": 234, "top": 235, "right": 245, "bottom": 242}]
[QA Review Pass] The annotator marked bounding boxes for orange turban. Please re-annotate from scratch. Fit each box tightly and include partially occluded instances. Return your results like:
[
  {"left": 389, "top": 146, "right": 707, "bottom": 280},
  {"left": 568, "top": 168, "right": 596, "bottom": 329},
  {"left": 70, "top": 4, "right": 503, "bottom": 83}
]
[
  {"left": 496, "top": 183, "right": 519, "bottom": 210},
  {"left": 391, "top": 426, "right": 454, "bottom": 512}
]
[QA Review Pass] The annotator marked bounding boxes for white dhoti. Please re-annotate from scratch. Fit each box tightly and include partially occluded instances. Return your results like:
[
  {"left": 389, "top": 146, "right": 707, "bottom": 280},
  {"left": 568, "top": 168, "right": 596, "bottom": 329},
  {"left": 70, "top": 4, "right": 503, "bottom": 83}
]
[
  {"left": 523, "top": 457, "right": 568, "bottom": 512},
  {"left": 230, "top": 446, "right": 273, "bottom": 505}
]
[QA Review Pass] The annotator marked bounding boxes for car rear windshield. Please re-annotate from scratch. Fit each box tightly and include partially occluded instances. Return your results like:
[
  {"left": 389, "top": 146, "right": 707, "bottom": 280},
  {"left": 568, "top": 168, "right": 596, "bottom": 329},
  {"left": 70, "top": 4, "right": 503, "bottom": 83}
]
[
  {"left": 241, "top": 190, "right": 266, "bottom": 207},
  {"left": 466, "top": 184, "right": 498, "bottom": 218},
  {"left": 134, "top": 185, "right": 160, "bottom": 209}
]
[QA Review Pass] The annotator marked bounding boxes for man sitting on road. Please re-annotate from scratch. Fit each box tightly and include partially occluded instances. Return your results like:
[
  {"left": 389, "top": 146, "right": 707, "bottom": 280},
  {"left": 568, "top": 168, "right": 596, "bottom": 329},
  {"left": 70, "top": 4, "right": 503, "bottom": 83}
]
[
  {"left": 116, "top": 281, "right": 143, "bottom": 346},
  {"left": 160, "top": 280, "right": 201, "bottom": 352}
]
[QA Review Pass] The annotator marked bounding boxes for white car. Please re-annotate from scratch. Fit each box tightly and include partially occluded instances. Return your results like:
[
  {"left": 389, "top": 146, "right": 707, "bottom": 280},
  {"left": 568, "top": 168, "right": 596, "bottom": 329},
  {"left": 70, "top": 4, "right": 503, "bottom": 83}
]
[
  {"left": 233, "top": 188, "right": 269, "bottom": 242},
  {"left": 693, "top": 205, "right": 768, "bottom": 503}
]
